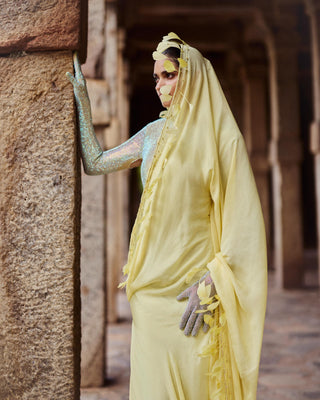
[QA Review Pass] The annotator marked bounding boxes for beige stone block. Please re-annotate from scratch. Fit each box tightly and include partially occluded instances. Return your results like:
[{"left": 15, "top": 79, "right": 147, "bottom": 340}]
[
  {"left": 104, "top": 118, "right": 121, "bottom": 148},
  {"left": 87, "top": 79, "right": 110, "bottom": 126},
  {"left": 80, "top": 131, "right": 105, "bottom": 387},
  {"left": 0, "top": 51, "right": 81, "bottom": 399},
  {"left": 0, "top": 0, "right": 85, "bottom": 56},
  {"left": 106, "top": 170, "right": 122, "bottom": 324},
  {"left": 272, "top": 163, "right": 303, "bottom": 288},
  {"left": 314, "top": 154, "right": 320, "bottom": 288},
  {"left": 103, "top": 121, "right": 130, "bottom": 323},
  {"left": 82, "top": 0, "right": 106, "bottom": 78}
]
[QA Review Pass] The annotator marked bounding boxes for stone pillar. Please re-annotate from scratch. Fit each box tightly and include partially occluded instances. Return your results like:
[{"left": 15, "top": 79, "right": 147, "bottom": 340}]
[
  {"left": 266, "top": 24, "right": 304, "bottom": 288},
  {"left": 105, "top": 0, "right": 119, "bottom": 324},
  {"left": 80, "top": 80, "right": 110, "bottom": 387},
  {"left": 104, "top": 0, "right": 130, "bottom": 323},
  {"left": 0, "top": 1, "right": 86, "bottom": 398},
  {"left": 242, "top": 44, "right": 271, "bottom": 259},
  {"left": 117, "top": 29, "right": 130, "bottom": 271},
  {"left": 306, "top": 0, "right": 320, "bottom": 287},
  {"left": 79, "top": 0, "right": 109, "bottom": 387}
]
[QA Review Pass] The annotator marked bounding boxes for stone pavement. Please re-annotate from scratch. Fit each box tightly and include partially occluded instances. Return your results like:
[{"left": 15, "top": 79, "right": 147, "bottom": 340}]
[{"left": 81, "top": 270, "right": 320, "bottom": 400}]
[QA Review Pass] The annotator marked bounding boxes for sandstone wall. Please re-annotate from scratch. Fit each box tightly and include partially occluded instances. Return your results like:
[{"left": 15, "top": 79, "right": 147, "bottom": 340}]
[
  {"left": 0, "top": 51, "right": 81, "bottom": 399},
  {"left": 0, "top": 0, "right": 87, "bottom": 61}
]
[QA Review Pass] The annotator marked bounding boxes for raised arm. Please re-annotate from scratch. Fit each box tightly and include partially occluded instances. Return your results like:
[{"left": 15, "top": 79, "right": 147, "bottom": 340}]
[{"left": 66, "top": 53, "right": 143, "bottom": 175}]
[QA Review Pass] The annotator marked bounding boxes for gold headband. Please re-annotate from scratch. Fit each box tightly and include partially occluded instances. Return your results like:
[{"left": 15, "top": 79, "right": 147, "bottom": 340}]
[{"left": 152, "top": 32, "right": 187, "bottom": 70}]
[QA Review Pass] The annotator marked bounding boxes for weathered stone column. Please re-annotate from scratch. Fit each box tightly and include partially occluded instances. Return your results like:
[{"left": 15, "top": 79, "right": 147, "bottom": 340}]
[
  {"left": 266, "top": 22, "right": 304, "bottom": 288},
  {"left": 104, "top": 0, "right": 120, "bottom": 324},
  {"left": 0, "top": 2, "right": 86, "bottom": 398},
  {"left": 242, "top": 44, "right": 271, "bottom": 259},
  {"left": 117, "top": 29, "right": 131, "bottom": 271},
  {"left": 79, "top": 0, "right": 109, "bottom": 387},
  {"left": 80, "top": 80, "right": 109, "bottom": 387},
  {"left": 104, "top": 0, "right": 130, "bottom": 323},
  {"left": 306, "top": 0, "right": 320, "bottom": 287}
]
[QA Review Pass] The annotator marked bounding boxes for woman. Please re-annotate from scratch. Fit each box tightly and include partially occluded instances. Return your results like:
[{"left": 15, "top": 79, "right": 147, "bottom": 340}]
[{"left": 67, "top": 32, "right": 267, "bottom": 400}]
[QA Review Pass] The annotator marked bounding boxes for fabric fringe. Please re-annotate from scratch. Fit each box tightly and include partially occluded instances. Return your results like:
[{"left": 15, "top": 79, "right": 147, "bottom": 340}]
[{"left": 200, "top": 303, "right": 234, "bottom": 400}]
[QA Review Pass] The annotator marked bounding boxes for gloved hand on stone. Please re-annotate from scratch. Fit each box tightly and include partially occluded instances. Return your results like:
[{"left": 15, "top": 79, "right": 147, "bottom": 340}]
[{"left": 66, "top": 52, "right": 91, "bottom": 119}]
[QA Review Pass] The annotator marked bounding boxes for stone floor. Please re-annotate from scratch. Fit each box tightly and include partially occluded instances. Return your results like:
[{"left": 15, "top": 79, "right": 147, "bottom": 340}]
[{"left": 81, "top": 268, "right": 320, "bottom": 400}]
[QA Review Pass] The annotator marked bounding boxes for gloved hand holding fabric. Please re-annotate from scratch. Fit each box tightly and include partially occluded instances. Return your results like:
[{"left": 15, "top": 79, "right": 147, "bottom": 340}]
[{"left": 177, "top": 272, "right": 216, "bottom": 336}]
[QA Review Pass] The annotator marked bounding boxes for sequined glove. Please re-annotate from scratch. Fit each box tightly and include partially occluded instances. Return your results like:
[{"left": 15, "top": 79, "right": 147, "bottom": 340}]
[
  {"left": 66, "top": 52, "right": 107, "bottom": 174},
  {"left": 66, "top": 52, "right": 92, "bottom": 118},
  {"left": 177, "top": 272, "right": 216, "bottom": 336}
]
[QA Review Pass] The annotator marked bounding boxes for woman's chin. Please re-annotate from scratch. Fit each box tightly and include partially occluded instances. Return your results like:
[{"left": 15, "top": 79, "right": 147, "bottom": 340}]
[{"left": 161, "top": 100, "right": 171, "bottom": 109}]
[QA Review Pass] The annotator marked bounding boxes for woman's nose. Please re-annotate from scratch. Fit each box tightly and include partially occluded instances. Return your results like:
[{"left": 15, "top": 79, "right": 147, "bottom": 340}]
[{"left": 155, "top": 78, "right": 163, "bottom": 91}]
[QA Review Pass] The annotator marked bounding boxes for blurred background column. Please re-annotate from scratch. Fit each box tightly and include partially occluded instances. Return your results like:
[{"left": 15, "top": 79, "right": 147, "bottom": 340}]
[
  {"left": 225, "top": 49, "right": 245, "bottom": 133},
  {"left": 242, "top": 43, "right": 271, "bottom": 261},
  {"left": 266, "top": 12, "right": 304, "bottom": 288},
  {"left": 80, "top": 0, "right": 108, "bottom": 388},
  {"left": 104, "top": 0, "right": 130, "bottom": 324},
  {"left": 80, "top": 0, "right": 131, "bottom": 387},
  {"left": 306, "top": 0, "right": 320, "bottom": 288}
]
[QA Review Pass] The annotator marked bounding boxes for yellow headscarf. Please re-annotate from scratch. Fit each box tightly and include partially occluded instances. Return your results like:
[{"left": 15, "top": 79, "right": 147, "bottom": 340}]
[{"left": 122, "top": 33, "right": 267, "bottom": 399}]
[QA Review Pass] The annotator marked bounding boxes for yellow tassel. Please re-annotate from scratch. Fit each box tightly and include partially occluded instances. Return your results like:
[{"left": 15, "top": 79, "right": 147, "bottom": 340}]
[{"left": 199, "top": 304, "right": 235, "bottom": 399}]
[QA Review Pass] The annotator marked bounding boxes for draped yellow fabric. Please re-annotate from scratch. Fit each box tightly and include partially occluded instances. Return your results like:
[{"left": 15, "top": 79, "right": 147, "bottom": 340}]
[{"left": 122, "top": 34, "right": 267, "bottom": 400}]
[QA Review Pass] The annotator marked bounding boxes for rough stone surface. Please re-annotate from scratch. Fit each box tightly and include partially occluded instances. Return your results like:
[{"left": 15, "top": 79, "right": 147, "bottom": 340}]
[
  {"left": 81, "top": 130, "right": 106, "bottom": 388},
  {"left": 0, "top": 51, "right": 81, "bottom": 400},
  {"left": 0, "top": 0, "right": 82, "bottom": 54}
]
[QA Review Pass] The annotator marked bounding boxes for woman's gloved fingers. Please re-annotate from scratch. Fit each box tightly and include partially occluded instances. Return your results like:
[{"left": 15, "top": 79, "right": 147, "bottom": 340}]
[
  {"left": 184, "top": 306, "right": 198, "bottom": 336},
  {"left": 73, "top": 52, "right": 85, "bottom": 83},
  {"left": 176, "top": 287, "right": 191, "bottom": 301},
  {"left": 66, "top": 72, "right": 75, "bottom": 85},
  {"left": 179, "top": 301, "right": 193, "bottom": 330},
  {"left": 203, "top": 322, "right": 210, "bottom": 333},
  {"left": 191, "top": 313, "right": 204, "bottom": 337}
]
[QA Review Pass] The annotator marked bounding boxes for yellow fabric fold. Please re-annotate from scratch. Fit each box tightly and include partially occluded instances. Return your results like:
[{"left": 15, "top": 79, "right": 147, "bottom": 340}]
[
  {"left": 123, "top": 33, "right": 267, "bottom": 399},
  {"left": 207, "top": 133, "right": 267, "bottom": 398}
]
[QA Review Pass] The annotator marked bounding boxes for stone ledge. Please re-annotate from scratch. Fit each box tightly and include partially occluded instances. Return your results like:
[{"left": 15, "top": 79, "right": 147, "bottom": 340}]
[{"left": 0, "top": 0, "right": 87, "bottom": 62}]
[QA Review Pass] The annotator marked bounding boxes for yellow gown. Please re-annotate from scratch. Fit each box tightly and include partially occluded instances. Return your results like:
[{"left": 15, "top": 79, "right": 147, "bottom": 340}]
[
  {"left": 122, "top": 35, "right": 267, "bottom": 400},
  {"left": 78, "top": 33, "right": 267, "bottom": 400}
]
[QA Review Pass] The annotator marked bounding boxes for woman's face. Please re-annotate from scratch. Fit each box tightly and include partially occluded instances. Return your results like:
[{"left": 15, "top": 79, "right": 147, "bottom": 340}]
[{"left": 153, "top": 58, "right": 179, "bottom": 108}]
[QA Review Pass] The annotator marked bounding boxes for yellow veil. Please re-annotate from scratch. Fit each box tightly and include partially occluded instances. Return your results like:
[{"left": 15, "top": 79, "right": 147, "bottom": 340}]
[{"left": 121, "top": 33, "right": 267, "bottom": 399}]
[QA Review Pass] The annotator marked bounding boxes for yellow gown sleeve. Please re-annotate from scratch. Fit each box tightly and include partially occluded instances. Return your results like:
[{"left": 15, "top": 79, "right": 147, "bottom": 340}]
[{"left": 206, "top": 136, "right": 268, "bottom": 400}]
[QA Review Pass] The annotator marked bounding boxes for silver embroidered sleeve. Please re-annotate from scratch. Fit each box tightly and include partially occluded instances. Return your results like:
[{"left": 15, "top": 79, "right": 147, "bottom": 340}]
[
  {"left": 92, "top": 129, "right": 145, "bottom": 175},
  {"left": 75, "top": 84, "right": 144, "bottom": 175}
]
